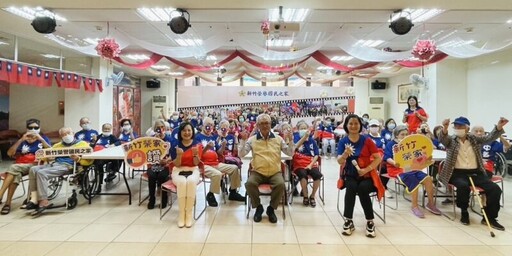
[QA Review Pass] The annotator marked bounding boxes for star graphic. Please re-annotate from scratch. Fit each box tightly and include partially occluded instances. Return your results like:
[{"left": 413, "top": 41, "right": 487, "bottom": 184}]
[{"left": 239, "top": 90, "right": 246, "bottom": 97}]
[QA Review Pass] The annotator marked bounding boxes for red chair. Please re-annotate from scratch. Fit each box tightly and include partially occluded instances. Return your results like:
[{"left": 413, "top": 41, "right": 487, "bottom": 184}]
[{"left": 289, "top": 157, "right": 324, "bottom": 205}]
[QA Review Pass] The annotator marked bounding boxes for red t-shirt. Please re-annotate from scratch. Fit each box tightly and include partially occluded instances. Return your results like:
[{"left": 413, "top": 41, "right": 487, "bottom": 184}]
[{"left": 405, "top": 107, "right": 427, "bottom": 133}]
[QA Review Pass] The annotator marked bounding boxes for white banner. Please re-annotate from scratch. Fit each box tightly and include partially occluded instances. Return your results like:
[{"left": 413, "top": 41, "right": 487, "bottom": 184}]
[{"left": 177, "top": 86, "right": 352, "bottom": 108}]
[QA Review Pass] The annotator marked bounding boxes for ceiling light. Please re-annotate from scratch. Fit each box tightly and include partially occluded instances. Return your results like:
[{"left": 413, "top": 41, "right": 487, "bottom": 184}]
[
  {"left": 175, "top": 39, "right": 202, "bottom": 46},
  {"left": 168, "top": 72, "right": 183, "bottom": 76},
  {"left": 83, "top": 38, "right": 100, "bottom": 45},
  {"left": 507, "top": 19, "right": 512, "bottom": 24},
  {"left": 151, "top": 65, "right": 170, "bottom": 70},
  {"left": 269, "top": 8, "right": 309, "bottom": 22},
  {"left": 389, "top": 8, "right": 444, "bottom": 23},
  {"left": 136, "top": 7, "right": 175, "bottom": 22},
  {"left": 354, "top": 39, "right": 384, "bottom": 48},
  {"left": 266, "top": 39, "right": 293, "bottom": 47},
  {"left": 206, "top": 55, "right": 217, "bottom": 61},
  {"left": 124, "top": 54, "right": 150, "bottom": 60},
  {"left": 438, "top": 39, "right": 476, "bottom": 48},
  {"left": 330, "top": 56, "right": 354, "bottom": 61},
  {"left": 167, "top": 8, "right": 191, "bottom": 34},
  {"left": 3, "top": 6, "right": 66, "bottom": 21},
  {"left": 41, "top": 54, "right": 61, "bottom": 59}
]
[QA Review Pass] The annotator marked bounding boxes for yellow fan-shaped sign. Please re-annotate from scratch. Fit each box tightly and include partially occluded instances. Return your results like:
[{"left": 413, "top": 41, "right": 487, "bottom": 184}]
[
  {"left": 122, "top": 137, "right": 170, "bottom": 168},
  {"left": 393, "top": 134, "right": 434, "bottom": 171}
]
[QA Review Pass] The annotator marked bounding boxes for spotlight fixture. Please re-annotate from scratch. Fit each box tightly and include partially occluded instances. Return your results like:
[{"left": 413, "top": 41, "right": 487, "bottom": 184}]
[
  {"left": 167, "top": 8, "right": 191, "bottom": 34},
  {"left": 389, "top": 10, "right": 413, "bottom": 35},
  {"left": 31, "top": 15, "right": 56, "bottom": 34}
]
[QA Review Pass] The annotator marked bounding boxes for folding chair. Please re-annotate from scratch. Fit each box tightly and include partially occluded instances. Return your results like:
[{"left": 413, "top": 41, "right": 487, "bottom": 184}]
[
  {"left": 336, "top": 162, "right": 385, "bottom": 223},
  {"left": 289, "top": 157, "right": 324, "bottom": 205}
]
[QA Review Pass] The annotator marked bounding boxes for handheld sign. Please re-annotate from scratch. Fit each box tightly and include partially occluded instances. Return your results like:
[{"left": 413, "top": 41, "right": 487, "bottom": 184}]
[
  {"left": 35, "top": 147, "right": 93, "bottom": 160},
  {"left": 122, "top": 137, "right": 170, "bottom": 168},
  {"left": 393, "top": 134, "right": 434, "bottom": 171}
]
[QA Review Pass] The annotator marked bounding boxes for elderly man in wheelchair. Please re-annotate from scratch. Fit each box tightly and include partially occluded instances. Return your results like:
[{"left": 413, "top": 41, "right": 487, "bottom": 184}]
[{"left": 23, "top": 127, "right": 93, "bottom": 214}]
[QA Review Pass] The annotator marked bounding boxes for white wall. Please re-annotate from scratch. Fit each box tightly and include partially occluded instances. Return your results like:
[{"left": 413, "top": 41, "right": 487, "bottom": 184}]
[
  {"left": 467, "top": 48, "right": 512, "bottom": 131},
  {"left": 9, "top": 83, "right": 64, "bottom": 133},
  {"left": 435, "top": 59, "right": 468, "bottom": 125},
  {"left": 353, "top": 77, "right": 369, "bottom": 115},
  {"left": 141, "top": 77, "right": 176, "bottom": 131}
]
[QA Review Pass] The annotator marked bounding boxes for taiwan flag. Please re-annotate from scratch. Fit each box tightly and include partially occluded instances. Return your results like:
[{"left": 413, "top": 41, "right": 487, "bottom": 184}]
[{"left": 84, "top": 77, "right": 96, "bottom": 92}]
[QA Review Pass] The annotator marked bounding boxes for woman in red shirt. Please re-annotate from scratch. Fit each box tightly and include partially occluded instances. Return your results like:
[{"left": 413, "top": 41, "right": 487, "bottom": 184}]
[{"left": 402, "top": 96, "right": 428, "bottom": 134}]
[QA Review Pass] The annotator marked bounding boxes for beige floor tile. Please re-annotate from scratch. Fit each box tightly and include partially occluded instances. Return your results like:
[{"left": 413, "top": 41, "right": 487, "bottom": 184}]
[
  {"left": 458, "top": 224, "right": 512, "bottom": 245},
  {"left": 2, "top": 241, "right": 60, "bottom": 256},
  {"left": 492, "top": 246, "right": 512, "bottom": 256},
  {"left": 206, "top": 225, "right": 252, "bottom": 243},
  {"left": 337, "top": 224, "right": 391, "bottom": 245},
  {"left": 21, "top": 223, "right": 87, "bottom": 241},
  {"left": 68, "top": 223, "right": 128, "bottom": 242},
  {"left": 201, "top": 243, "right": 251, "bottom": 256},
  {"left": 94, "top": 210, "right": 143, "bottom": 224},
  {"left": 294, "top": 226, "right": 344, "bottom": 244},
  {"left": 419, "top": 226, "right": 484, "bottom": 245},
  {"left": 0, "top": 222, "right": 46, "bottom": 241},
  {"left": 252, "top": 225, "right": 298, "bottom": 244},
  {"left": 442, "top": 245, "right": 504, "bottom": 256},
  {"left": 51, "top": 212, "right": 104, "bottom": 224},
  {"left": 395, "top": 245, "right": 453, "bottom": 256},
  {"left": 289, "top": 211, "right": 333, "bottom": 226},
  {"left": 45, "top": 242, "right": 108, "bottom": 256},
  {"left": 132, "top": 209, "right": 176, "bottom": 225},
  {"left": 378, "top": 226, "right": 437, "bottom": 245},
  {"left": 114, "top": 224, "right": 169, "bottom": 242},
  {"left": 251, "top": 244, "right": 302, "bottom": 256},
  {"left": 0, "top": 241, "right": 13, "bottom": 251},
  {"left": 212, "top": 209, "right": 252, "bottom": 225},
  {"left": 347, "top": 245, "right": 403, "bottom": 256},
  {"left": 97, "top": 242, "right": 156, "bottom": 256},
  {"left": 159, "top": 225, "right": 211, "bottom": 243},
  {"left": 149, "top": 243, "right": 203, "bottom": 256},
  {"left": 300, "top": 244, "right": 352, "bottom": 256}
]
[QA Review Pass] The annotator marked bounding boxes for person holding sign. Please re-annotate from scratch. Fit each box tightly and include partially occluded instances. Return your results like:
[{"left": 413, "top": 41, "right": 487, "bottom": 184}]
[
  {"left": 25, "top": 127, "right": 93, "bottom": 214},
  {"left": 437, "top": 116, "right": 508, "bottom": 230},
  {"left": 383, "top": 125, "right": 441, "bottom": 218},
  {"left": 336, "top": 114, "right": 384, "bottom": 238},
  {"left": 402, "top": 96, "right": 428, "bottom": 134},
  {"left": 169, "top": 122, "right": 203, "bottom": 228}
]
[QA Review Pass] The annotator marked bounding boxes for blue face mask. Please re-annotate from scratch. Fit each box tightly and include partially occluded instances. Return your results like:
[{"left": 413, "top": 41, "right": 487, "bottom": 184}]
[{"left": 298, "top": 130, "right": 307, "bottom": 137}]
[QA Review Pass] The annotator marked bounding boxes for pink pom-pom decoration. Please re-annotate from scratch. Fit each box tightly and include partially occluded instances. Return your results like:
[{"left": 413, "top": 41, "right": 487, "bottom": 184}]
[
  {"left": 412, "top": 40, "right": 437, "bottom": 61},
  {"left": 95, "top": 38, "right": 121, "bottom": 60},
  {"left": 261, "top": 20, "right": 270, "bottom": 35}
]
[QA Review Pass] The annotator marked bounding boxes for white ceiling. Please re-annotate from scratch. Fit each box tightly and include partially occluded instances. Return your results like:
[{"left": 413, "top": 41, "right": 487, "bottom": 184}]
[{"left": 1, "top": 0, "right": 512, "bottom": 78}]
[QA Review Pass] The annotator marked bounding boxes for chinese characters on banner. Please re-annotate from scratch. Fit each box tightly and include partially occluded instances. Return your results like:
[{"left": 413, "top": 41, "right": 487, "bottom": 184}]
[
  {"left": 393, "top": 134, "right": 434, "bottom": 172},
  {"left": 122, "top": 137, "right": 170, "bottom": 168},
  {"left": 35, "top": 147, "right": 93, "bottom": 160}
]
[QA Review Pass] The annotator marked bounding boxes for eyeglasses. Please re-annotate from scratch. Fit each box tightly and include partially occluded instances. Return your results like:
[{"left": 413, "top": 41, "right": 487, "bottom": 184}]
[{"left": 27, "top": 127, "right": 40, "bottom": 130}]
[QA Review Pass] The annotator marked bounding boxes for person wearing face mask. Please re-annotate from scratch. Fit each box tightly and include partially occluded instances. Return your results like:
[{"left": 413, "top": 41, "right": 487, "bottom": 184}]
[
  {"left": 381, "top": 118, "right": 396, "bottom": 144},
  {"left": 384, "top": 125, "right": 441, "bottom": 218},
  {"left": 75, "top": 117, "right": 99, "bottom": 144},
  {"left": 437, "top": 116, "right": 508, "bottom": 229},
  {"left": 189, "top": 111, "right": 200, "bottom": 129},
  {"left": 24, "top": 127, "right": 93, "bottom": 214},
  {"left": 118, "top": 119, "right": 138, "bottom": 144},
  {"left": 93, "top": 123, "right": 121, "bottom": 184},
  {"left": 0, "top": 119, "right": 51, "bottom": 215},
  {"left": 217, "top": 120, "right": 242, "bottom": 169},
  {"left": 319, "top": 117, "right": 336, "bottom": 159},
  {"left": 361, "top": 113, "right": 370, "bottom": 130},
  {"left": 292, "top": 121, "right": 321, "bottom": 207},
  {"left": 168, "top": 112, "right": 182, "bottom": 130},
  {"left": 471, "top": 126, "right": 511, "bottom": 178},
  {"left": 194, "top": 117, "right": 245, "bottom": 206}
]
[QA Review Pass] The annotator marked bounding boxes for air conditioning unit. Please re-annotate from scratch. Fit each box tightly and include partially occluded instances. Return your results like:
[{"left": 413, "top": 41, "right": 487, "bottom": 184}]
[
  {"left": 152, "top": 95, "right": 168, "bottom": 123},
  {"left": 368, "top": 96, "right": 386, "bottom": 120}
]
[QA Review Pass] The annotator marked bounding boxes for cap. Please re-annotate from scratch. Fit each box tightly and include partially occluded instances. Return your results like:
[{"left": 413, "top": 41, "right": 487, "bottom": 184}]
[
  {"left": 452, "top": 116, "right": 470, "bottom": 126},
  {"left": 368, "top": 119, "right": 380, "bottom": 127}
]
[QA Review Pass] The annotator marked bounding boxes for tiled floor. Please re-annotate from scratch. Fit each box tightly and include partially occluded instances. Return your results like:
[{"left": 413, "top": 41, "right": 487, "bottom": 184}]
[{"left": 1, "top": 158, "right": 512, "bottom": 255}]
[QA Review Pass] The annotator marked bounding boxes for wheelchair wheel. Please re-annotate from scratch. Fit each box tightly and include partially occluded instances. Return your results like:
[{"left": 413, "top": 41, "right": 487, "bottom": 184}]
[
  {"left": 80, "top": 165, "right": 101, "bottom": 200},
  {"left": 67, "top": 195, "right": 78, "bottom": 210},
  {"left": 47, "top": 177, "right": 63, "bottom": 200},
  {"left": 494, "top": 153, "right": 508, "bottom": 178}
]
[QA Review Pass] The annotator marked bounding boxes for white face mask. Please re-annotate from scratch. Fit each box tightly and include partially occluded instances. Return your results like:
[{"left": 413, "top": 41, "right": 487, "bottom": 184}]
[
  {"left": 28, "top": 129, "right": 40, "bottom": 134},
  {"left": 369, "top": 127, "right": 379, "bottom": 134},
  {"left": 453, "top": 128, "right": 466, "bottom": 138},
  {"left": 102, "top": 132, "right": 111, "bottom": 137},
  {"left": 81, "top": 124, "right": 91, "bottom": 130},
  {"left": 62, "top": 134, "right": 74, "bottom": 144},
  {"left": 171, "top": 115, "right": 179, "bottom": 121},
  {"left": 298, "top": 129, "right": 307, "bottom": 137},
  {"left": 387, "top": 123, "right": 396, "bottom": 130},
  {"left": 122, "top": 125, "right": 131, "bottom": 131}
]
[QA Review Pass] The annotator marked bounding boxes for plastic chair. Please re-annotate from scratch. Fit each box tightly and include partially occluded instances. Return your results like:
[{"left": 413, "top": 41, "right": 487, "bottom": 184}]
[{"left": 289, "top": 157, "right": 324, "bottom": 205}]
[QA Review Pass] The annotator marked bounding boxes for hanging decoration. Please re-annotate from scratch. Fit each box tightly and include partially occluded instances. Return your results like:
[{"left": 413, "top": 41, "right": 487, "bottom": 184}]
[
  {"left": 261, "top": 20, "right": 270, "bottom": 35},
  {"left": 411, "top": 40, "right": 437, "bottom": 61},
  {"left": 95, "top": 38, "right": 121, "bottom": 62}
]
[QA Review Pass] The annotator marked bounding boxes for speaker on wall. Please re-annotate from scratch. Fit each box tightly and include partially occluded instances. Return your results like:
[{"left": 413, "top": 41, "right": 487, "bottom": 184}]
[
  {"left": 371, "top": 80, "right": 387, "bottom": 90},
  {"left": 146, "top": 80, "right": 160, "bottom": 88}
]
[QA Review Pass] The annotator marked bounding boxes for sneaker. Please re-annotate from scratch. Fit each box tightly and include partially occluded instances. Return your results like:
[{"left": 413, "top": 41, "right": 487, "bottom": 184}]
[
  {"left": 253, "top": 205, "right": 264, "bottom": 222},
  {"left": 266, "top": 206, "right": 278, "bottom": 223},
  {"left": 342, "top": 219, "right": 355, "bottom": 236},
  {"left": 441, "top": 198, "right": 453, "bottom": 205},
  {"left": 412, "top": 207, "right": 425, "bottom": 218},
  {"left": 482, "top": 218, "right": 505, "bottom": 231},
  {"left": 366, "top": 221, "right": 376, "bottom": 238},
  {"left": 460, "top": 211, "right": 470, "bottom": 225},
  {"left": 385, "top": 190, "right": 394, "bottom": 199},
  {"left": 206, "top": 192, "right": 218, "bottom": 207},
  {"left": 104, "top": 173, "right": 116, "bottom": 183},
  {"left": 228, "top": 190, "right": 245, "bottom": 202},
  {"left": 426, "top": 203, "right": 442, "bottom": 215}
]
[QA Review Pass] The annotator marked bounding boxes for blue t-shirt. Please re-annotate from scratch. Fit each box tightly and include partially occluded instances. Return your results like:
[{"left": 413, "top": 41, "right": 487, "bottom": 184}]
[
  {"left": 17, "top": 135, "right": 51, "bottom": 154},
  {"left": 293, "top": 132, "right": 319, "bottom": 157},
  {"left": 381, "top": 129, "right": 393, "bottom": 144},
  {"left": 247, "top": 113, "right": 258, "bottom": 123},
  {"left": 168, "top": 119, "right": 181, "bottom": 130},
  {"left": 318, "top": 123, "right": 335, "bottom": 134},
  {"left": 190, "top": 119, "right": 201, "bottom": 129},
  {"left": 194, "top": 133, "right": 219, "bottom": 151},
  {"left": 218, "top": 133, "right": 237, "bottom": 154},
  {"left": 94, "top": 134, "right": 120, "bottom": 147},
  {"left": 368, "top": 134, "right": 385, "bottom": 150},
  {"left": 118, "top": 131, "right": 138, "bottom": 143},
  {"left": 75, "top": 129, "right": 99, "bottom": 143},
  {"left": 482, "top": 141, "right": 504, "bottom": 161},
  {"left": 383, "top": 140, "right": 398, "bottom": 162},
  {"left": 337, "top": 135, "right": 378, "bottom": 177}
]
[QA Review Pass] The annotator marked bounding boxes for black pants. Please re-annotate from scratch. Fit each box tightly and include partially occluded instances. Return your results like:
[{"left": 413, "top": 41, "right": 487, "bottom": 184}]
[
  {"left": 95, "top": 160, "right": 121, "bottom": 183},
  {"left": 379, "top": 165, "right": 389, "bottom": 189},
  {"left": 449, "top": 169, "right": 501, "bottom": 219},
  {"left": 148, "top": 166, "right": 170, "bottom": 201},
  {"left": 344, "top": 176, "right": 375, "bottom": 220}
]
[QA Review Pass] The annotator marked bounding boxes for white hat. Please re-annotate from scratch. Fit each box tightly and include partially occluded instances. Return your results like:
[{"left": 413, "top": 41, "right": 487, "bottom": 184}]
[{"left": 368, "top": 119, "right": 380, "bottom": 127}]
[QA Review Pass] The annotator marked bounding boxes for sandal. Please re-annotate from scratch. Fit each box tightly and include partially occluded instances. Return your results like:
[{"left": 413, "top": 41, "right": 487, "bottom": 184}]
[
  {"left": 303, "top": 197, "right": 309, "bottom": 206},
  {"left": 309, "top": 197, "right": 316, "bottom": 208},
  {"left": 1, "top": 205, "right": 10, "bottom": 215}
]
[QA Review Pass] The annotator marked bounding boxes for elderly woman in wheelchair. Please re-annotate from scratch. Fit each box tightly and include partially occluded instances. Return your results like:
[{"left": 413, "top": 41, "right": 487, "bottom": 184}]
[{"left": 23, "top": 127, "right": 93, "bottom": 215}]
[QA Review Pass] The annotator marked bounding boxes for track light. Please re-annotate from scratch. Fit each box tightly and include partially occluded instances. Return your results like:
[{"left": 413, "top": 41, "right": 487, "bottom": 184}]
[
  {"left": 389, "top": 10, "right": 413, "bottom": 35},
  {"left": 167, "top": 8, "right": 191, "bottom": 34}
]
